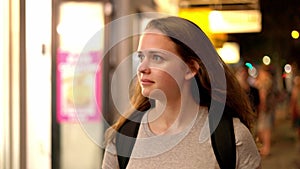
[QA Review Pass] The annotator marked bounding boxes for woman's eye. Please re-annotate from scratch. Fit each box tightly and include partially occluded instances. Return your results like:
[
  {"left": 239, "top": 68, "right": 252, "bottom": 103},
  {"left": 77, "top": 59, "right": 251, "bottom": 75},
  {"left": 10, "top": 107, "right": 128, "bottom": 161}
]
[
  {"left": 137, "top": 54, "right": 145, "bottom": 62},
  {"left": 152, "top": 55, "right": 163, "bottom": 62}
]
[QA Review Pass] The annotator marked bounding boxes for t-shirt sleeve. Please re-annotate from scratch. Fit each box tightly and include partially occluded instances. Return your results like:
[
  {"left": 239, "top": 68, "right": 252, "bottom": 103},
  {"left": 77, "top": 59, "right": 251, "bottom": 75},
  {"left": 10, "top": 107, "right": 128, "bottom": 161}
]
[
  {"left": 101, "top": 140, "right": 119, "bottom": 169},
  {"left": 233, "top": 119, "right": 262, "bottom": 169}
]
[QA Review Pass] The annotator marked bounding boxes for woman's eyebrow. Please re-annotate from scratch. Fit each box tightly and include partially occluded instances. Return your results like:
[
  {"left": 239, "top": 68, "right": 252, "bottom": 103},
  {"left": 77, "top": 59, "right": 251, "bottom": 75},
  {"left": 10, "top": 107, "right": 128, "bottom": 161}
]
[
  {"left": 147, "top": 51, "right": 162, "bottom": 56},
  {"left": 136, "top": 50, "right": 167, "bottom": 55}
]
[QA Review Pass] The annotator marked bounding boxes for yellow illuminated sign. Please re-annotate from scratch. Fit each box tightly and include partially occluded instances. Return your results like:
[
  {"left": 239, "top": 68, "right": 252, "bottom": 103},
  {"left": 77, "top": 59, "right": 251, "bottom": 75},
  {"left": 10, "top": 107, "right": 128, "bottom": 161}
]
[{"left": 179, "top": 7, "right": 227, "bottom": 48}]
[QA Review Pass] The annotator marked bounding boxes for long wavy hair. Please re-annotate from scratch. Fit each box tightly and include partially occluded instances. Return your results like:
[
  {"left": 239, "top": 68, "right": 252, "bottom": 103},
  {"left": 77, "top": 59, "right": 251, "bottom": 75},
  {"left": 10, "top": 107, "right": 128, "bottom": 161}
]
[{"left": 105, "top": 16, "right": 256, "bottom": 144}]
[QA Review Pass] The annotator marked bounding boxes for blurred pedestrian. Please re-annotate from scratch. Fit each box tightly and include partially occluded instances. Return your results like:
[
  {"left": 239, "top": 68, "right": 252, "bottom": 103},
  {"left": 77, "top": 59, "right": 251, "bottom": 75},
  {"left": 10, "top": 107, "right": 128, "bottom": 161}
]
[
  {"left": 235, "top": 63, "right": 260, "bottom": 116},
  {"left": 289, "top": 74, "right": 300, "bottom": 150},
  {"left": 235, "top": 63, "right": 260, "bottom": 139},
  {"left": 256, "top": 66, "right": 276, "bottom": 157}
]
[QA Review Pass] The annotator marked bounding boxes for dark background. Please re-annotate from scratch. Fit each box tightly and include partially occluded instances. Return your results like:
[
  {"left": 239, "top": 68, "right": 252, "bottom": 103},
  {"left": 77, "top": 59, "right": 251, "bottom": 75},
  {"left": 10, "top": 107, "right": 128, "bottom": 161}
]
[{"left": 230, "top": 0, "right": 300, "bottom": 67}]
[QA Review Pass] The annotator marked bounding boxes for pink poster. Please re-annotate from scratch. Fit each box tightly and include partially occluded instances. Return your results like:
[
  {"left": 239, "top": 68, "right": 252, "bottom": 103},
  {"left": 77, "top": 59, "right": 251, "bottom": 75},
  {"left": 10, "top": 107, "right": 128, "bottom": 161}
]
[{"left": 56, "top": 49, "right": 102, "bottom": 123}]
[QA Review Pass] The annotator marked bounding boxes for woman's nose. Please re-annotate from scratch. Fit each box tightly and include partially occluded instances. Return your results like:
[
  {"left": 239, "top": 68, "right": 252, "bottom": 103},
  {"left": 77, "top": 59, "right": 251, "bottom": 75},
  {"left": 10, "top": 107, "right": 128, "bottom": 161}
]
[{"left": 137, "top": 60, "right": 150, "bottom": 74}]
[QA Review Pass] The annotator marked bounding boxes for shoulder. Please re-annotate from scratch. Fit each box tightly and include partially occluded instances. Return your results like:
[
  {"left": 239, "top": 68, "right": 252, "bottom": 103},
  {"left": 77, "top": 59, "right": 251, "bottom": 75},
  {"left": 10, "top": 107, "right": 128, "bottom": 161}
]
[
  {"left": 102, "top": 139, "right": 120, "bottom": 169},
  {"left": 232, "top": 118, "right": 253, "bottom": 140},
  {"left": 232, "top": 118, "right": 257, "bottom": 147},
  {"left": 232, "top": 118, "right": 262, "bottom": 168}
]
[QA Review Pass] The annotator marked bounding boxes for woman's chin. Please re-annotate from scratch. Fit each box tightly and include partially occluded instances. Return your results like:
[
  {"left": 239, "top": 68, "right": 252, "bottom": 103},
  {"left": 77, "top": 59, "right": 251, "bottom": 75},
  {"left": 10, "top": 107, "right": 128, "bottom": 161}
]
[
  {"left": 141, "top": 91, "right": 151, "bottom": 98},
  {"left": 142, "top": 89, "right": 166, "bottom": 101}
]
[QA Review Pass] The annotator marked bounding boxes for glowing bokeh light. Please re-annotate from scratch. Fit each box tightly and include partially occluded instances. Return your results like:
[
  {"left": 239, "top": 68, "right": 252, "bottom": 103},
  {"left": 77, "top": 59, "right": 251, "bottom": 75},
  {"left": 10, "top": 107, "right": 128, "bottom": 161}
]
[
  {"left": 262, "top": 55, "right": 271, "bottom": 65},
  {"left": 291, "top": 30, "right": 299, "bottom": 39},
  {"left": 284, "top": 64, "right": 292, "bottom": 73}
]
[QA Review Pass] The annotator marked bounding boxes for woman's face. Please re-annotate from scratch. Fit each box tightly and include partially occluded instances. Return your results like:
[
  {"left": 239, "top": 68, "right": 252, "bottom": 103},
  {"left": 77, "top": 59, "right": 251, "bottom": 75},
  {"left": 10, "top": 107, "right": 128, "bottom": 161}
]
[{"left": 136, "top": 30, "right": 193, "bottom": 100}]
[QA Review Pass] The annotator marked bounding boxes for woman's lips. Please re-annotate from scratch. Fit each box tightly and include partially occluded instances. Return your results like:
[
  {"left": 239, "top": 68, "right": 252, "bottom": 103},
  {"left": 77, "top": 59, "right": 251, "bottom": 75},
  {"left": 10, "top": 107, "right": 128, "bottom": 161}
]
[{"left": 140, "top": 78, "right": 154, "bottom": 85}]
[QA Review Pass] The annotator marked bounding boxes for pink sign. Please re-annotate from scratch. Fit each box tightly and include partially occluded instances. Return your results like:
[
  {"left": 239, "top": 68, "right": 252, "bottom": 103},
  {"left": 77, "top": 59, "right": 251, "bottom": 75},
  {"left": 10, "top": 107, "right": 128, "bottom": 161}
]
[{"left": 56, "top": 49, "right": 102, "bottom": 123}]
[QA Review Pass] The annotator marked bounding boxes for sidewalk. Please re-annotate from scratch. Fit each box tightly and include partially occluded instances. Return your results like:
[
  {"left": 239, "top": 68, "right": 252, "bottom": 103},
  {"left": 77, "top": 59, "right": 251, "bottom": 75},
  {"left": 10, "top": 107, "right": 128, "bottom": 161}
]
[{"left": 261, "top": 109, "right": 300, "bottom": 169}]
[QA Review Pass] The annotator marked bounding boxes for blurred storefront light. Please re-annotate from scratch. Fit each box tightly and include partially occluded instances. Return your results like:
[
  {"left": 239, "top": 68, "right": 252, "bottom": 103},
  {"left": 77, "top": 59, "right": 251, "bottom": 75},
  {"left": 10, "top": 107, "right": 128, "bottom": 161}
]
[
  {"left": 217, "top": 42, "right": 240, "bottom": 64},
  {"left": 209, "top": 10, "right": 261, "bottom": 33},
  {"left": 179, "top": 8, "right": 212, "bottom": 38},
  {"left": 56, "top": 2, "right": 103, "bottom": 52},
  {"left": 179, "top": 7, "right": 227, "bottom": 48}
]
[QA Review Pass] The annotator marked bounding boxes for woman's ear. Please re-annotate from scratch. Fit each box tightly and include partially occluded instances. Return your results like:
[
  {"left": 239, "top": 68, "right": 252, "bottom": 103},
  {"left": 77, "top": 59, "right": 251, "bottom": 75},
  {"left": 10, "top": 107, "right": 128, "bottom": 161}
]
[{"left": 185, "top": 60, "right": 200, "bottom": 80}]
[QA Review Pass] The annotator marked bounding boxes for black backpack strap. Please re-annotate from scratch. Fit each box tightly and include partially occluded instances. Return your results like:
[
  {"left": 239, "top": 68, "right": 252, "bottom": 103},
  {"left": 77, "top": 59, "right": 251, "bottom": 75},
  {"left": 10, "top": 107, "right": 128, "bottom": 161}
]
[
  {"left": 209, "top": 110, "right": 236, "bottom": 169},
  {"left": 116, "top": 111, "right": 146, "bottom": 169}
]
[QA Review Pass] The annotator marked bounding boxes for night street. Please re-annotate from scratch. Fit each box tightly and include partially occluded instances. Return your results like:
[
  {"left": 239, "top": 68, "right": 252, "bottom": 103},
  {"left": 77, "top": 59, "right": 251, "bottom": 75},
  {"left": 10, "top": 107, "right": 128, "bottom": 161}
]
[{"left": 261, "top": 105, "right": 300, "bottom": 169}]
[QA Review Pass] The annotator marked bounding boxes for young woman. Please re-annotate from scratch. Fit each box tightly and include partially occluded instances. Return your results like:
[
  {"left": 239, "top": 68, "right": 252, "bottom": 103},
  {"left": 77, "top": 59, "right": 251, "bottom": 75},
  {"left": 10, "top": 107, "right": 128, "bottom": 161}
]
[{"left": 102, "top": 16, "right": 261, "bottom": 169}]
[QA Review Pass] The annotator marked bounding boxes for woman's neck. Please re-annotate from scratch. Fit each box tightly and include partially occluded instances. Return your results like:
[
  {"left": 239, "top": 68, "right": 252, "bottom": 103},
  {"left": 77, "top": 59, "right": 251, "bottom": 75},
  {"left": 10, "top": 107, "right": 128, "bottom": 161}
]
[{"left": 148, "top": 93, "right": 200, "bottom": 135}]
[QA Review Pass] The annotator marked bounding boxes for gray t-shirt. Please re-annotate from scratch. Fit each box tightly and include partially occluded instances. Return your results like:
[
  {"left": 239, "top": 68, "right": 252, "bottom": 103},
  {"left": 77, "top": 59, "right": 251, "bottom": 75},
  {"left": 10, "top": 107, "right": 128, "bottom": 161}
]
[{"left": 102, "top": 108, "right": 261, "bottom": 169}]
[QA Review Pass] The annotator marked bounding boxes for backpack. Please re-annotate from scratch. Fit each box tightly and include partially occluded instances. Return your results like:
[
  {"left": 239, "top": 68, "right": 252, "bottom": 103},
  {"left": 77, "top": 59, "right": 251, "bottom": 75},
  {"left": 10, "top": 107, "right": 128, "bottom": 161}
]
[{"left": 116, "top": 110, "right": 236, "bottom": 169}]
